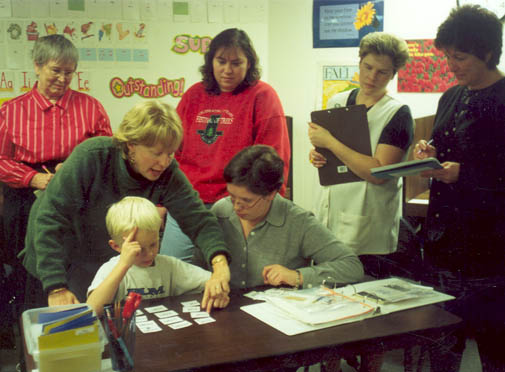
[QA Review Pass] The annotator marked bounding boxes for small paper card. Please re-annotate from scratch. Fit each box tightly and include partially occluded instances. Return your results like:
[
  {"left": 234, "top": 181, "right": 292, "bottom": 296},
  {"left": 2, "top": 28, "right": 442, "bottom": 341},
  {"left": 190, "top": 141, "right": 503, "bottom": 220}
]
[
  {"left": 194, "top": 317, "right": 216, "bottom": 325},
  {"left": 181, "top": 300, "right": 200, "bottom": 307},
  {"left": 144, "top": 305, "right": 168, "bottom": 313},
  {"left": 190, "top": 311, "right": 210, "bottom": 318},
  {"left": 182, "top": 306, "right": 200, "bottom": 313},
  {"left": 168, "top": 320, "right": 192, "bottom": 330},
  {"left": 136, "top": 315, "right": 148, "bottom": 323},
  {"left": 158, "top": 316, "right": 184, "bottom": 325},
  {"left": 154, "top": 310, "right": 178, "bottom": 318},
  {"left": 136, "top": 320, "right": 162, "bottom": 333}
]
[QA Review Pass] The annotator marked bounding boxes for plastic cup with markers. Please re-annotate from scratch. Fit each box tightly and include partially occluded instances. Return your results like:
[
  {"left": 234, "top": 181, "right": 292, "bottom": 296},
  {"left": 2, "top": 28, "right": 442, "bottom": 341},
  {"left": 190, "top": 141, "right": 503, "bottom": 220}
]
[{"left": 103, "top": 292, "right": 141, "bottom": 371}]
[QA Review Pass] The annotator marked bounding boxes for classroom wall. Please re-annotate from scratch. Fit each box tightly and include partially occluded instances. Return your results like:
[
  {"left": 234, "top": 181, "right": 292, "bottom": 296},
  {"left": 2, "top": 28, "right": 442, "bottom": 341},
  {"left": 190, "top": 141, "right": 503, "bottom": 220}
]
[
  {"left": 2, "top": 0, "right": 504, "bottom": 212},
  {"left": 267, "top": 0, "right": 505, "bottom": 210},
  {"left": 0, "top": 0, "right": 269, "bottom": 129}
]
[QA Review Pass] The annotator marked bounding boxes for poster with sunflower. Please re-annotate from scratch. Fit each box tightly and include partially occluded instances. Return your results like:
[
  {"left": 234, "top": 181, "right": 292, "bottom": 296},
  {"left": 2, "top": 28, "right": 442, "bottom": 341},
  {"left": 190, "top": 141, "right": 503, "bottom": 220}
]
[{"left": 313, "top": 0, "right": 383, "bottom": 48}]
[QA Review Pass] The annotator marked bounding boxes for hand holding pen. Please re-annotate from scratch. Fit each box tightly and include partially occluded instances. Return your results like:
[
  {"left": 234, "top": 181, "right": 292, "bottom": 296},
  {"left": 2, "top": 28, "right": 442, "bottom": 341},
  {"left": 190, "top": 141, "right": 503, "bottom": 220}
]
[
  {"left": 30, "top": 165, "right": 54, "bottom": 190},
  {"left": 414, "top": 139, "right": 436, "bottom": 160}
]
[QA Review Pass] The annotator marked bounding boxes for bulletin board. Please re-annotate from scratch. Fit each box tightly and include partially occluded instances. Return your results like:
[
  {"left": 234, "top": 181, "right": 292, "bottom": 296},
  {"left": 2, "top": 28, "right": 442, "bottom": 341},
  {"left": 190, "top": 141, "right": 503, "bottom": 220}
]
[{"left": 0, "top": 0, "right": 269, "bottom": 129}]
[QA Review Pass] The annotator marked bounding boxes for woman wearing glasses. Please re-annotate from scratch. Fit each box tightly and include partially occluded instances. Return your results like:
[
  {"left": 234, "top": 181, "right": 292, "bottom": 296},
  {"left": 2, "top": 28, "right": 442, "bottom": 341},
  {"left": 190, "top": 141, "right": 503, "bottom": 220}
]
[
  {"left": 0, "top": 34, "right": 111, "bottom": 312},
  {"left": 194, "top": 145, "right": 363, "bottom": 290}
]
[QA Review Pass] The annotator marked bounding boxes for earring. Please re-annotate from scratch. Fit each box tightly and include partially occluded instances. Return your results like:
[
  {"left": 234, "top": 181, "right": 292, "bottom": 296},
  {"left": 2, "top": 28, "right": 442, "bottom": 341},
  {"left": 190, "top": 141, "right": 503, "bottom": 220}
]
[{"left": 128, "top": 151, "right": 136, "bottom": 166}]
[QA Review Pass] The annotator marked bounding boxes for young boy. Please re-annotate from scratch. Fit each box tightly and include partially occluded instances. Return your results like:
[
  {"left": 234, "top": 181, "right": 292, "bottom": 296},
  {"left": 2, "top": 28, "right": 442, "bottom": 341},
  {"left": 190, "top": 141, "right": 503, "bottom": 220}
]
[{"left": 87, "top": 196, "right": 211, "bottom": 315}]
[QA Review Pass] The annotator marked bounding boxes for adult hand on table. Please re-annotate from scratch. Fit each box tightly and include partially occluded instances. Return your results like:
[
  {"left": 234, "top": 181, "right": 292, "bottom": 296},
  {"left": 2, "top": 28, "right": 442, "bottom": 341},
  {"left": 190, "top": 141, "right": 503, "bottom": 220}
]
[
  {"left": 48, "top": 288, "right": 80, "bottom": 306},
  {"left": 202, "top": 255, "right": 231, "bottom": 313},
  {"left": 262, "top": 264, "right": 301, "bottom": 287}
]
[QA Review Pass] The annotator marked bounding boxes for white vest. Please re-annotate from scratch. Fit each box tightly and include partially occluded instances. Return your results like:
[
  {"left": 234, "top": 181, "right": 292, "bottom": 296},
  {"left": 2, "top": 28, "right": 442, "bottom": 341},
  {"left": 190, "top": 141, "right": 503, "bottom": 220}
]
[{"left": 313, "top": 91, "right": 406, "bottom": 255}]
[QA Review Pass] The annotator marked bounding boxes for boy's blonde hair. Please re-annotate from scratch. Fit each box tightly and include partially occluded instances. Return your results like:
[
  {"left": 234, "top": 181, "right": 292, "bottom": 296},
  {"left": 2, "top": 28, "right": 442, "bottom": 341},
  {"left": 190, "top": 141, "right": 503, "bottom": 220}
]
[
  {"left": 106, "top": 196, "right": 162, "bottom": 245},
  {"left": 113, "top": 100, "right": 183, "bottom": 159}
]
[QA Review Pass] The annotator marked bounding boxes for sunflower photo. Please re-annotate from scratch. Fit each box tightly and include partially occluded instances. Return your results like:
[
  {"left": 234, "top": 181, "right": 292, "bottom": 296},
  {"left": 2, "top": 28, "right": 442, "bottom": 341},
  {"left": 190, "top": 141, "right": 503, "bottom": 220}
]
[{"left": 313, "top": 0, "right": 384, "bottom": 48}]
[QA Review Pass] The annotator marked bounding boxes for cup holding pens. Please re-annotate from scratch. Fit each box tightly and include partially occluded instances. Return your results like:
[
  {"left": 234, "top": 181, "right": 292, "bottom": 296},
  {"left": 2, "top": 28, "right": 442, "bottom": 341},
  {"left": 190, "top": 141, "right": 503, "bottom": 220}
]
[{"left": 103, "top": 311, "right": 136, "bottom": 371}]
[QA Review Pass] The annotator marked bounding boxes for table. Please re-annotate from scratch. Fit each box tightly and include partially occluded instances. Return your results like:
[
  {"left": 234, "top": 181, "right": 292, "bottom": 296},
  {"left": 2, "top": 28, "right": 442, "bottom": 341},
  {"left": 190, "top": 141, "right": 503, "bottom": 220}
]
[
  {"left": 135, "top": 291, "right": 459, "bottom": 371},
  {"left": 23, "top": 290, "right": 461, "bottom": 372}
]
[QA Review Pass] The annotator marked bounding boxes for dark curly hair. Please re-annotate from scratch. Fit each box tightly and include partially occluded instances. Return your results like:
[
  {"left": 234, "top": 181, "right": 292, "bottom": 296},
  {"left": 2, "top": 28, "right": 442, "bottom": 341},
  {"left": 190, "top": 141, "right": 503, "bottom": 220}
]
[
  {"left": 435, "top": 5, "right": 502, "bottom": 69},
  {"left": 223, "top": 145, "right": 283, "bottom": 196},
  {"left": 200, "top": 28, "right": 261, "bottom": 95}
]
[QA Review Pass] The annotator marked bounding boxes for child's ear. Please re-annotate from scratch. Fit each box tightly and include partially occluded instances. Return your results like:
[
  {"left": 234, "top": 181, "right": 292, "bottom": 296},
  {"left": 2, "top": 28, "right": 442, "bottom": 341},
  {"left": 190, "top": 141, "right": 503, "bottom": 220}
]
[{"left": 109, "top": 239, "right": 121, "bottom": 253}]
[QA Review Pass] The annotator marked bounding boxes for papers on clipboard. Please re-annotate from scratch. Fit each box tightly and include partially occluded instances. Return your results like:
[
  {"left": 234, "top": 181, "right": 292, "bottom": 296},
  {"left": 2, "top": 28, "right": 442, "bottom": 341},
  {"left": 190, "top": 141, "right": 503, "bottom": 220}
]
[
  {"left": 371, "top": 157, "right": 442, "bottom": 179},
  {"left": 241, "top": 278, "right": 454, "bottom": 336},
  {"left": 311, "top": 105, "right": 371, "bottom": 186}
]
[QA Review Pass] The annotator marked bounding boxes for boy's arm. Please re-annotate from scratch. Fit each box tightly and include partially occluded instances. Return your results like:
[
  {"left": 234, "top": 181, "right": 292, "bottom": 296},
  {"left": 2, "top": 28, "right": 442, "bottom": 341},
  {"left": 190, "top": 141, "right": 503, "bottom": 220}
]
[
  {"left": 87, "top": 228, "right": 140, "bottom": 316},
  {"left": 87, "top": 261, "right": 130, "bottom": 316}
]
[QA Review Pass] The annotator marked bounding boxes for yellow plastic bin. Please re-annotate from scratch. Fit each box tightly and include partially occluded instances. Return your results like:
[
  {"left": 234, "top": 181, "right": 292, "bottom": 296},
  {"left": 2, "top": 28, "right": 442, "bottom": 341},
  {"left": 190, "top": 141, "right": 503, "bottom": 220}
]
[{"left": 22, "top": 304, "right": 106, "bottom": 372}]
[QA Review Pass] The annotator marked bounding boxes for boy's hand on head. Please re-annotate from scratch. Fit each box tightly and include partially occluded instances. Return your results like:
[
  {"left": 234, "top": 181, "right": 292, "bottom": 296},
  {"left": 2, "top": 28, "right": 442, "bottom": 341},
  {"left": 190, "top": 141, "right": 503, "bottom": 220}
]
[{"left": 119, "top": 227, "right": 141, "bottom": 268}]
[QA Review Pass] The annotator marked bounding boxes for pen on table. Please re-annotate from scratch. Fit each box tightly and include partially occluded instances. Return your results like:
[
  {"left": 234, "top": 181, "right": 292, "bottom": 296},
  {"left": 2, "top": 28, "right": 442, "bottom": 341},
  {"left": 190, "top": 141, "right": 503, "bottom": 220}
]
[
  {"left": 417, "top": 139, "right": 433, "bottom": 154},
  {"left": 312, "top": 295, "right": 327, "bottom": 304}
]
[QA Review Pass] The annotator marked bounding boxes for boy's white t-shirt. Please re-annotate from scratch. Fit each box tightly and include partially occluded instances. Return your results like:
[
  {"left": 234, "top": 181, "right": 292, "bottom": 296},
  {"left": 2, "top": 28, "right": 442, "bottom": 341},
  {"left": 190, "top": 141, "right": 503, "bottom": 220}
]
[{"left": 87, "top": 254, "right": 211, "bottom": 301}]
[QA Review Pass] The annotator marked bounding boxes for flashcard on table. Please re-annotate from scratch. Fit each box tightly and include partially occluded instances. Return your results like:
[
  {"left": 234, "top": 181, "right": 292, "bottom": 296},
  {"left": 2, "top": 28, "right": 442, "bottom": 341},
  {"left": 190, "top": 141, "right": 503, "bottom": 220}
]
[
  {"left": 181, "top": 300, "right": 200, "bottom": 307},
  {"left": 194, "top": 317, "right": 216, "bottom": 325},
  {"left": 182, "top": 306, "right": 200, "bottom": 313},
  {"left": 135, "top": 309, "right": 144, "bottom": 316},
  {"left": 136, "top": 320, "right": 162, "bottom": 333},
  {"left": 144, "top": 305, "right": 168, "bottom": 313},
  {"left": 136, "top": 315, "right": 148, "bottom": 323},
  {"left": 168, "top": 320, "right": 192, "bottom": 329},
  {"left": 154, "top": 310, "right": 178, "bottom": 318},
  {"left": 190, "top": 311, "right": 210, "bottom": 318},
  {"left": 158, "top": 316, "right": 184, "bottom": 325}
]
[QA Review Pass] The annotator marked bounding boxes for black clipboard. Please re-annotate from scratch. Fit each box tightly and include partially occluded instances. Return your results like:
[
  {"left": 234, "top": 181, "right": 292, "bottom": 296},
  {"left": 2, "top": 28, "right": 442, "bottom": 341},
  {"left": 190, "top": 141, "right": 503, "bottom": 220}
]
[{"left": 311, "top": 104, "right": 371, "bottom": 186}]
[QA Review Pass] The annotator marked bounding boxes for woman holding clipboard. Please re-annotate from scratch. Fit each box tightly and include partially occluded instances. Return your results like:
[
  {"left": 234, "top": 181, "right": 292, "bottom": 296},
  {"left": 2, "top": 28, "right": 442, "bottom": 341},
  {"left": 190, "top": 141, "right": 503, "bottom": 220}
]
[{"left": 308, "top": 32, "right": 414, "bottom": 275}]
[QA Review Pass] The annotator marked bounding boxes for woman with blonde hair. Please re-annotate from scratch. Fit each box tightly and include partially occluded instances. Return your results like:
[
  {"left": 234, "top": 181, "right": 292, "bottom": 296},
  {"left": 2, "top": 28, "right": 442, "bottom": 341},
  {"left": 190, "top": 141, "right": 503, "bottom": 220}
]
[{"left": 20, "top": 100, "right": 231, "bottom": 313}]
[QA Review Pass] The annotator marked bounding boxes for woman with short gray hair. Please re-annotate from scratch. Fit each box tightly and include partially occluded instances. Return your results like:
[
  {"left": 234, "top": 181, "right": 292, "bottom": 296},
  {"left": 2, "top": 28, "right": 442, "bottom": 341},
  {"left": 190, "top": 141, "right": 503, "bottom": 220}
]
[{"left": 0, "top": 34, "right": 112, "bottom": 312}]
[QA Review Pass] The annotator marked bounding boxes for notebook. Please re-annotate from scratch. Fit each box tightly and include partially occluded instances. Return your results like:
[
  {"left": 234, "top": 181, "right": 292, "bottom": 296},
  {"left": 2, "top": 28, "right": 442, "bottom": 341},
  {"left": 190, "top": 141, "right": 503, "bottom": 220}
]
[
  {"left": 371, "top": 157, "right": 442, "bottom": 179},
  {"left": 311, "top": 105, "right": 371, "bottom": 185}
]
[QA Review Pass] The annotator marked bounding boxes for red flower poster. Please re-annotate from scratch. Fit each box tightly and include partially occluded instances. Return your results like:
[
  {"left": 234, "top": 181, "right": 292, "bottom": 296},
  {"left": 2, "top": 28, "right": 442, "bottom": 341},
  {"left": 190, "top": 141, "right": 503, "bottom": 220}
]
[{"left": 397, "top": 39, "right": 457, "bottom": 93}]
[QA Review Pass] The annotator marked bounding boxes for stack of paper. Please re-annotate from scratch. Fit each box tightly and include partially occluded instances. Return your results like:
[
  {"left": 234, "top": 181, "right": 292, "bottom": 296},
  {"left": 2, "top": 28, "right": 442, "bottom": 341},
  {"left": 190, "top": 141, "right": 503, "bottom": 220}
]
[
  {"left": 22, "top": 304, "right": 105, "bottom": 372},
  {"left": 37, "top": 305, "right": 99, "bottom": 350},
  {"left": 262, "top": 286, "right": 374, "bottom": 325}
]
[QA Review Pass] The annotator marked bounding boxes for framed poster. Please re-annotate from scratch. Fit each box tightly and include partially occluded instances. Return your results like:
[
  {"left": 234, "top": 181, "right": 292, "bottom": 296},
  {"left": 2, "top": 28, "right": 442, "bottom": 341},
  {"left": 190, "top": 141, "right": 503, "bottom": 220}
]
[
  {"left": 397, "top": 39, "right": 457, "bottom": 93},
  {"left": 313, "top": 0, "right": 384, "bottom": 48},
  {"left": 320, "top": 64, "right": 360, "bottom": 108}
]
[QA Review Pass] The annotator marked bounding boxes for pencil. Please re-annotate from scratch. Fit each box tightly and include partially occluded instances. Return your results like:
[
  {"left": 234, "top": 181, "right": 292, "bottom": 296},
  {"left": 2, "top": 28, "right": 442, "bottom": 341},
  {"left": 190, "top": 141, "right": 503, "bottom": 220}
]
[{"left": 42, "top": 165, "right": 52, "bottom": 174}]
